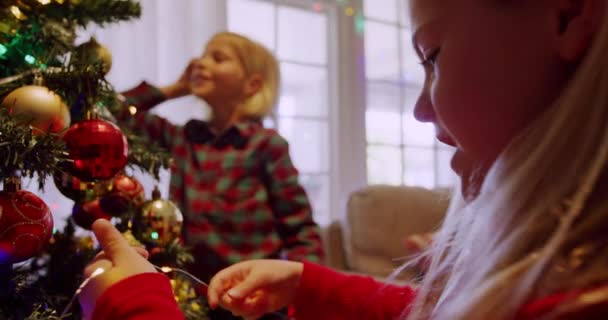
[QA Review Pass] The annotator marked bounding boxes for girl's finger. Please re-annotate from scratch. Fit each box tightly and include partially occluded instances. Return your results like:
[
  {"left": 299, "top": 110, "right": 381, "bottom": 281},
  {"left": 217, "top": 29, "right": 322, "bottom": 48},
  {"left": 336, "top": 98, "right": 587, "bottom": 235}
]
[{"left": 84, "top": 259, "right": 113, "bottom": 278}]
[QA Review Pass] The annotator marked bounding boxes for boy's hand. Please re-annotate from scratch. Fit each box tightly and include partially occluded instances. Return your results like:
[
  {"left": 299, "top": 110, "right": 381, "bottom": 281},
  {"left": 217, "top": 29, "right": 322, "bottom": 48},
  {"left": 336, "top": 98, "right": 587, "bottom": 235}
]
[{"left": 160, "top": 59, "right": 197, "bottom": 99}]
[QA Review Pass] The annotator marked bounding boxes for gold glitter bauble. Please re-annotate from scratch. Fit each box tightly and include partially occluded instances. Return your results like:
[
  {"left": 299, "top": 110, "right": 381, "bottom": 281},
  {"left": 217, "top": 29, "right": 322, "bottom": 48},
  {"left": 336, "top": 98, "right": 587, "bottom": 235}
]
[
  {"left": 135, "top": 188, "right": 183, "bottom": 246},
  {"left": 2, "top": 85, "right": 70, "bottom": 135},
  {"left": 73, "top": 37, "right": 112, "bottom": 75}
]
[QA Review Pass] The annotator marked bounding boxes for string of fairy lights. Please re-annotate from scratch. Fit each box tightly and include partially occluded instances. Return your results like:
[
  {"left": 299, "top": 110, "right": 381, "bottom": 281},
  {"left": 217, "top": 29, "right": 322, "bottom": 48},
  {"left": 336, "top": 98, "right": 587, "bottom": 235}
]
[
  {"left": 1, "top": 0, "right": 73, "bottom": 69},
  {"left": 310, "top": 0, "right": 365, "bottom": 34}
]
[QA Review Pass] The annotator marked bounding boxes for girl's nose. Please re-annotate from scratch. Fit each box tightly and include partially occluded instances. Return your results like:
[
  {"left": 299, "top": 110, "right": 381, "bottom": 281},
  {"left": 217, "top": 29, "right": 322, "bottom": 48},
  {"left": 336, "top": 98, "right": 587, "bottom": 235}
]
[
  {"left": 193, "top": 58, "right": 206, "bottom": 69},
  {"left": 413, "top": 89, "right": 435, "bottom": 123}
]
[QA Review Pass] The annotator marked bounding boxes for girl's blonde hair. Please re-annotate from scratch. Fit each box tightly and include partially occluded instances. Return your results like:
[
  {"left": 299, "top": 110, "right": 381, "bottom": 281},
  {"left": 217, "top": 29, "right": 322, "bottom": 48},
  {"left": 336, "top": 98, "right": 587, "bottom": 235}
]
[
  {"left": 211, "top": 32, "right": 280, "bottom": 119},
  {"left": 403, "top": 3, "right": 608, "bottom": 320}
]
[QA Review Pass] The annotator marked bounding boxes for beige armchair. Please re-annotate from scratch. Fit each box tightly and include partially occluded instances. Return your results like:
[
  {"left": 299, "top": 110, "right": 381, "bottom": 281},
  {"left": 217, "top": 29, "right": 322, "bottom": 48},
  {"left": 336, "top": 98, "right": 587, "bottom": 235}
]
[{"left": 322, "top": 185, "right": 450, "bottom": 280}]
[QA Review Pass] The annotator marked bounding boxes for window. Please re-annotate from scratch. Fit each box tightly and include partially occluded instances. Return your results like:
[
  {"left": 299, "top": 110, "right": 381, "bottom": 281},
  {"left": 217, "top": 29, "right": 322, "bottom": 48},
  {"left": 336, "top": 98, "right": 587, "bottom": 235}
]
[
  {"left": 363, "top": 0, "right": 455, "bottom": 189},
  {"left": 228, "top": 0, "right": 332, "bottom": 225}
]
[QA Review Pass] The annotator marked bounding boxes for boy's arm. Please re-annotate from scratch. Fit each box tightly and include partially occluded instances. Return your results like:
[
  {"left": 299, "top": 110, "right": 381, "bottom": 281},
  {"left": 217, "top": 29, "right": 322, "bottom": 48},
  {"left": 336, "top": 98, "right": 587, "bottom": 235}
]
[
  {"left": 117, "top": 81, "right": 179, "bottom": 150},
  {"left": 263, "top": 133, "right": 324, "bottom": 263}
]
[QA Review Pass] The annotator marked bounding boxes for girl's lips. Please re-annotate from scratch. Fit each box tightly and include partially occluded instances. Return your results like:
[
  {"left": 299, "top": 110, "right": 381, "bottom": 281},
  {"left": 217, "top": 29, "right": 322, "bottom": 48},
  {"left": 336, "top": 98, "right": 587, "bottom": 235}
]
[
  {"left": 451, "top": 149, "right": 464, "bottom": 175},
  {"left": 190, "top": 74, "right": 211, "bottom": 86},
  {"left": 436, "top": 133, "right": 456, "bottom": 147},
  {"left": 190, "top": 71, "right": 212, "bottom": 81}
]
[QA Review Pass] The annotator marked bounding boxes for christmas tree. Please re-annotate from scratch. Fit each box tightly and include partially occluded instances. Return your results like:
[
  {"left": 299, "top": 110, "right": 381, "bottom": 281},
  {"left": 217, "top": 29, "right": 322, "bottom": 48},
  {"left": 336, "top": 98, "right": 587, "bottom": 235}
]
[{"left": 0, "top": 1, "right": 207, "bottom": 318}]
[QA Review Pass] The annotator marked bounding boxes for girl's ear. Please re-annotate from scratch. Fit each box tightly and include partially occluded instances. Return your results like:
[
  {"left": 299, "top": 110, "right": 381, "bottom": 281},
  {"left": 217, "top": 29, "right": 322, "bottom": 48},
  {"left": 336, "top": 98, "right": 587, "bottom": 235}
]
[
  {"left": 244, "top": 74, "right": 263, "bottom": 97},
  {"left": 553, "top": 0, "right": 605, "bottom": 61}
]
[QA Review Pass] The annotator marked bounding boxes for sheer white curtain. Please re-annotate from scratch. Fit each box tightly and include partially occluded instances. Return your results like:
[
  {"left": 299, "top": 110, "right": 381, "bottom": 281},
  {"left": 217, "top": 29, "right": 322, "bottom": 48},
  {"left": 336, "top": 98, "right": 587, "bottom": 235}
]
[
  {"left": 93, "top": 0, "right": 226, "bottom": 123},
  {"left": 27, "top": 0, "right": 227, "bottom": 231}
]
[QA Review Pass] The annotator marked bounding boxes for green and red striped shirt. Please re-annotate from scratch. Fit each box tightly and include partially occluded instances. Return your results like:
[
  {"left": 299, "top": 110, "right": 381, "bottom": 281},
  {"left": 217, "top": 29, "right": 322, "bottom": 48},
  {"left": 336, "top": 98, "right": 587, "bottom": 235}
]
[{"left": 118, "top": 82, "right": 324, "bottom": 281}]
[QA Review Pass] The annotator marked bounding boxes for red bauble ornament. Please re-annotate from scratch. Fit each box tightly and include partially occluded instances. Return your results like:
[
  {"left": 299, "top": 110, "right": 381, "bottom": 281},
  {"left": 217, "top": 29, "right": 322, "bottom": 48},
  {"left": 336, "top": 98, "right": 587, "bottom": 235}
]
[
  {"left": 62, "top": 119, "right": 128, "bottom": 181},
  {"left": 0, "top": 179, "right": 54, "bottom": 264},
  {"left": 72, "top": 198, "right": 112, "bottom": 230},
  {"left": 53, "top": 170, "right": 111, "bottom": 202},
  {"left": 99, "top": 174, "right": 145, "bottom": 216}
]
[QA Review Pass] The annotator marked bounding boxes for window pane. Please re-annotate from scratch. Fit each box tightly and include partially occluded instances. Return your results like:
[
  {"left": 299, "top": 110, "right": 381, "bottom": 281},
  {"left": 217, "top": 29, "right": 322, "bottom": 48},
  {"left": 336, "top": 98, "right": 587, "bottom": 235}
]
[
  {"left": 401, "top": 28, "right": 425, "bottom": 85},
  {"left": 402, "top": 85, "right": 434, "bottom": 147},
  {"left": 367, "top": 145, "right": 402, "bottom": 185},
  {"left": 263, "top": 116, "right": 276, "bottom": 129},
  {"left": 278, "top": 118, "right": 329, "bottom": 173},
  {"left": 437, "top": 147, "right": 457, "bottom": 187},
  {"left": 365, "top": 21, "right": 400, "bottom": 81},
  {"left": 363, "top": 0, "right": 398, "bottom": 23},
  {"left": 300, "top": 174, "right": 330, "bottom": 226},
  {"left": 227, "top": 0, "right": 275, "bottom": 50},
  {"left": 403, "top": 147, "right": 435, "bottom": 188},
  {"left": 278, "top": 6, "right": 327, "bottom": 64},
  {"left": 278, "top": 63, "right": 328, "bottom": 117},
  {"left": 398, "top": 0, "right": 412, "bottom": 28},
  {"left": 366, "top": 82, "right": 401, "bottom": 145}
]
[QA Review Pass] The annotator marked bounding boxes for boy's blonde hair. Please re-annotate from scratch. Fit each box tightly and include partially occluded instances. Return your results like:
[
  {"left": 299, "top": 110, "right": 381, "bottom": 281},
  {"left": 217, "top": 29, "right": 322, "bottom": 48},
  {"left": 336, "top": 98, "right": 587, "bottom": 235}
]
[
  {"left": 404, "top": 3, "right": 608, "bottom": 320},
  {"left": 211, "top": 32, "right": 280, "bottom": 119}
]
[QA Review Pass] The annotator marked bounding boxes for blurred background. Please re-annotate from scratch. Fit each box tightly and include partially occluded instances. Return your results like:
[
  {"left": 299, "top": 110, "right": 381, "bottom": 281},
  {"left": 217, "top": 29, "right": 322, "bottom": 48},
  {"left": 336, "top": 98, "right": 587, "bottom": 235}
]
[{"left": 29, "top": 0, "right": 456, "bottom": 228}]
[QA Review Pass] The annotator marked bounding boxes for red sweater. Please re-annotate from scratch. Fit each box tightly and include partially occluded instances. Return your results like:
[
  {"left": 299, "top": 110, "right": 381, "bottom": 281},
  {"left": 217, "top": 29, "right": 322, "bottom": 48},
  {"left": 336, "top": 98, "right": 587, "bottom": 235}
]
[
  {"left": 92, "top": 273, "right": 184, "bottom": 320},
  {"left": 94, "top": 264, "right": 608, "bottom": 319}
]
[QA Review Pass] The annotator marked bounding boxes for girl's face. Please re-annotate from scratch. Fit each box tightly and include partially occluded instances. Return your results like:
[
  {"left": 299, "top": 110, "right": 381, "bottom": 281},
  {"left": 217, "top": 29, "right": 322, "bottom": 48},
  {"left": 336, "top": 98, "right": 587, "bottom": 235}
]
[
  {"left": 410, "top": 0, "right": 577, "bottom": 199},
  {"left": 190, "top": 36, "right": 251, "bottom": 107}
]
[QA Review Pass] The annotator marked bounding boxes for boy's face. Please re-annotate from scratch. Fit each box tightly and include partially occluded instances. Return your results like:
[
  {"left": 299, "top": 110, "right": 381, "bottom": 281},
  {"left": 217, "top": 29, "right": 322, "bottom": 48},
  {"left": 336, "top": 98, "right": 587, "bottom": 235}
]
[
  {"left": 190, "top": 36, "right": 250, "bottom": 106},
  {"left": 409, "top": 0, "right": 572, "bottom": 199}
]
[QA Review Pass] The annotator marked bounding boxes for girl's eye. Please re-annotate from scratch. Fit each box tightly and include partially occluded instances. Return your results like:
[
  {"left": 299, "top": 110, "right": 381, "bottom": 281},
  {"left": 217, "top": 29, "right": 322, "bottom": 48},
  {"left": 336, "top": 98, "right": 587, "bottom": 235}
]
[
  {"left": 421, "top": 48, "right": 441, "bottom": 67},
  {"left": 213, "top": 53, "right": 224, "bottom": 62}
]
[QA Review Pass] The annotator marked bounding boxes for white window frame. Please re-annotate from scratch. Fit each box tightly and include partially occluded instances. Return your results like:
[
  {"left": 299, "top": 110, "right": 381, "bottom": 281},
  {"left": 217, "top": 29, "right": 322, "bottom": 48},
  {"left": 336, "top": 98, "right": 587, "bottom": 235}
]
[
  {"left": 360, "top": 0, "right": 455, "bottom": 189},
  {"left": 226, "top": 0, "right": 367, "bottom": 225}
]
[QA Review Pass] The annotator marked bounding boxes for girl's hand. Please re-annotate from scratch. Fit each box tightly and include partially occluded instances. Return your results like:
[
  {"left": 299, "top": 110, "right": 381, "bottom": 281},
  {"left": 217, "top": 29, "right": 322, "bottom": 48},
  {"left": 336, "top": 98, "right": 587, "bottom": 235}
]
[
  {"left": 78, "top": 219, "right": 156, "bottom": 319},
  {"left": 208, "top": 260, "right": 304, "bottom": 319}
]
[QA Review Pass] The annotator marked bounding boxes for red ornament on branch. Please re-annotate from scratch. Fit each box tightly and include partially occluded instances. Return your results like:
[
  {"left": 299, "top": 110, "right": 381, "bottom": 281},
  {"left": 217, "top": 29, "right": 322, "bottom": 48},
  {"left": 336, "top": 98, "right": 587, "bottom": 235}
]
[
  {"left": 99, "top": 174, "right": 145, "bottom": 216},
  {"left": 62, "top": 118, "right": 128, "bottom": 181},
  {"left": 53, "top": 169, "right": 111, "bottom": 202},
  {"left": 72, "top": 198, "right": 112, "bottom": 230},
  {"left": 0, "top": 178, "right": 54, "bottom": 264}
]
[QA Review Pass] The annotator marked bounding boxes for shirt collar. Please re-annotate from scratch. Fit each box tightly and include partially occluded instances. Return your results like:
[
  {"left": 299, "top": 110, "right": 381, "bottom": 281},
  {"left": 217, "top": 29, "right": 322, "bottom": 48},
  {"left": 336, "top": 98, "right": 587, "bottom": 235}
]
[{"left": 184, "top": 119, "right": 261, "bottom": 148}]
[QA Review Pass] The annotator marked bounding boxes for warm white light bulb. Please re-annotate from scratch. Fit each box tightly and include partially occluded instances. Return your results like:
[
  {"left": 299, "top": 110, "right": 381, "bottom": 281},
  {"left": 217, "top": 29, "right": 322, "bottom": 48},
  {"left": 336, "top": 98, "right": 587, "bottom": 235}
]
[
  {"left": 128, "top": 105, "right": 137, "bottom": 115},
  {"left": 91, "top": 267, "right": 105, "bottom": 278}
]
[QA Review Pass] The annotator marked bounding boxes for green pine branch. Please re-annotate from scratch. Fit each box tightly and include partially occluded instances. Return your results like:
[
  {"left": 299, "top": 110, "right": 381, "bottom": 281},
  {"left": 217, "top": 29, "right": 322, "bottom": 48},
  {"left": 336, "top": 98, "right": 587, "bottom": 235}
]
[
  {"left": 126, "top": 131, "right": 172, "bottom": 180},
  {"left": 0, "top": 65, "right": 109, "bottom": 106},
  {"left": 0, "top": 1, "right": 201, "bottom": 317},
  {"left": 0, "top": 220, "right": 91, "bottom": 319},
  {"left": 2, "top": 219, "right": 208, "bottom": 319},
  {"left": 0, "top": 108, "right": 68, "bottom": 187},
  {"left": 0, "top": 0, "right": 140, "bottom": 77},
  {"left": 0, "top": 66, "right": 171, "bottom": 182},
  {"left": 0, "top": 0, "right": 141, "bottom": 27}
]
